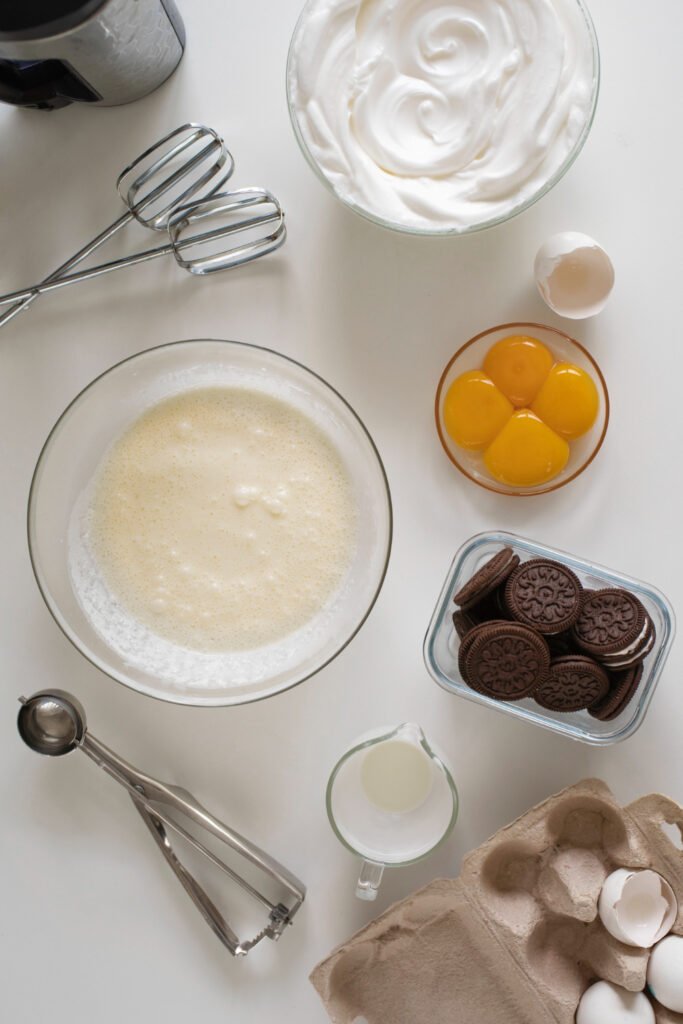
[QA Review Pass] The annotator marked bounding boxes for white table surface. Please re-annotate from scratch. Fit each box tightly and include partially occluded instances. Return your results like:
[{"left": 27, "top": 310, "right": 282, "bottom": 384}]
[{"left": 2, "top": 1, "right": 683, "bottom": 1020}]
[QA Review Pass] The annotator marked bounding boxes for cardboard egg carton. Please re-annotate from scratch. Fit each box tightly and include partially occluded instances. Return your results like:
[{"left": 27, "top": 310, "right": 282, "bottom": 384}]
[{"left": 311, "top": 779, "right": 683, "bottom": 1024}]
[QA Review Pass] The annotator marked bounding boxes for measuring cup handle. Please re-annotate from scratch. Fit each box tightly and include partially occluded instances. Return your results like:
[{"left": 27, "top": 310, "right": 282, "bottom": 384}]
[{"left": 356, "top": 860, "right": 384, "bottom": 901}]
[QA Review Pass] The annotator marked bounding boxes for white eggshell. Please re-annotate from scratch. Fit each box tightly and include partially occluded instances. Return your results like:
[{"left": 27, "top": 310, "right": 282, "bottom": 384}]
[
  {"left": 576, "top": 981, "right": 655, "bottom": 1024},
  {"left": 647, "top": 935, "right": 683, "bottom": 1012},
  {"left": 598, "top": 869, "right": 677, "bottom": 947},
  {"left": 534, "top": 231, "right": 614, "bottom": 319}
]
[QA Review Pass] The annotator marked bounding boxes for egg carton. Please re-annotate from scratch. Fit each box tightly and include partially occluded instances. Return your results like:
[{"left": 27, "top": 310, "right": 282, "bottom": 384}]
[{"left": 311, "top": 779, "right": 683, "bottom": 1024}]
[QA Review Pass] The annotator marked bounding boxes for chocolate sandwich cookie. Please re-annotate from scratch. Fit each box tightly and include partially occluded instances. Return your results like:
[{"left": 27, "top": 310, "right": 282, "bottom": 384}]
[
  {"left": 453, "top": 608, "right": 478, "bottom": 640},
  {"left": 463, "top": 622, "right": 550, "bottom": 701},
  {"left": 547, "top": 631, "right": 574, "bottom": 659},
  {"left": 533, "top": 656, "right": 609, "bottom": 713},
  {"left": 453, "top": 547, "right": 520, "bottom": 611},
  {"left": 457, "top": 620, "right": 503, "bottom": 688},
  {"left": 572, "top": 588, "right": 648, "bottom": 660},
  {"left": 589, "top": 663, "right": 644, "bottom": 722},
  {"left": 599, "top": 613, "right": 656, "bottom": 670},
  {"left": 505, "top": 558, "right": 583, "bottom": 635},
  {"left": 452, "top": 593, "right": 507, "bottom": 639}
]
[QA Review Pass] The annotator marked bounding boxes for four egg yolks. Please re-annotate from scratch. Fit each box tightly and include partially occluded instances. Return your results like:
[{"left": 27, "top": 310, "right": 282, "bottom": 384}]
[
  {"left": 483, "top": 335, "right": 554, "bottom": 407},
  {"left": 442, "top": 336, "right": 599, "bottom": 487}
]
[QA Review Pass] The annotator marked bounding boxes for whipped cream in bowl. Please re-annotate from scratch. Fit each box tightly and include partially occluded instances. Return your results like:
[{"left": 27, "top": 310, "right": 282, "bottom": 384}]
[{"left": 287, "top": 0, "right": 599, "bottom": 234}]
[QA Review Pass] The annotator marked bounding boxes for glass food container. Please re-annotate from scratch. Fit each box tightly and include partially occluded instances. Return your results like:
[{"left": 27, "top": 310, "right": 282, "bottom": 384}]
[{"left": 424, "top": 532, "right": 675, "bottom": 745}]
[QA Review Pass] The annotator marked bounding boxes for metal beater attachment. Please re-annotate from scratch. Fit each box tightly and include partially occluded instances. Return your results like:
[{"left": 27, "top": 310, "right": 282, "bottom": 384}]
[
  {"left": 0, "top": 122, "right": 232, "bottom": 328},
  {"left": 17, "top": 691, "right": 305, "bottom": 957},
  {"left": 116, "top": 122, "right": 233, "bottom": 231},
  {"left": 0, "top": 188, "right": 285, "bottom": 303}
]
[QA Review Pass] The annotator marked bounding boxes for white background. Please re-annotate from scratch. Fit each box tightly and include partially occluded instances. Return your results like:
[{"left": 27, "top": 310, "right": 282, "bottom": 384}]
[{"left": 1, "top": 1, "right": 682, "bottom": 1021}]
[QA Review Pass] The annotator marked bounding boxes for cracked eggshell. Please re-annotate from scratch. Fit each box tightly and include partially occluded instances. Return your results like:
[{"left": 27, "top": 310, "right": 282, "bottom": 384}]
[
  {"left": 598, "top": 869, "right": 677, "bottom": 948},
  {"left": 647, "top": 935, "right": 683, "bottom": 1013},
  {"left": 534, "top": 232, "right": 614, "bottom": 319},
  {"left": 576, "top": 981, "right": 655, "bottom": 1024}
]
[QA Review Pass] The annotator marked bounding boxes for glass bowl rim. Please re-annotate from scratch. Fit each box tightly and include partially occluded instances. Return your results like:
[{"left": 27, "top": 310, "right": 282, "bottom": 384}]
[
  {"left": 325, "top": 723, "right": 460, "bottom": 865},
  {"left": 27, "top": 338, "right": 394, "bottom": 708},
  {"left": 434, "top": 321, "right": 610, "bottom": 496},
  {"left": 285, "top": 0, "right": 601, "bottom": 237}
]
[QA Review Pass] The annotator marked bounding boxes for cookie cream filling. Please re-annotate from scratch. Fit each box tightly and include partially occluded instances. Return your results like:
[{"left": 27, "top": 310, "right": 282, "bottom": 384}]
[
  {"left": 606, "top": 626, "right": 655, "bottom": 668},
  {"left": 602, "top": 618, "right": 652, "bottom": 661},
  {"left": 288, "top": 0, "right": 597, "bottom": 231}
]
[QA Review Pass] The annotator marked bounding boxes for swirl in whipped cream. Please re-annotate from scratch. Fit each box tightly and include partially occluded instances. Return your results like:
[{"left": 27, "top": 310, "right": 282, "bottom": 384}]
[{"left": 288, "top": 0, "right": 597, "bottom": 231}]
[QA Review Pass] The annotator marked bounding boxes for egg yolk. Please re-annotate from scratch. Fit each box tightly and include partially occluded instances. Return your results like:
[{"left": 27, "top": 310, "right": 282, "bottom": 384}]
[
  {"left": 531, "top": 362, "right": 599, "bottom": 440},
  {"left": 484, "top": 410, "right": 570, "bottom": 487},
  {"left": 483, "top": 335, "right": 554, "bottom": 407},
  {"left": 442, "top": 371, "right": 513, "bottom": 450}
]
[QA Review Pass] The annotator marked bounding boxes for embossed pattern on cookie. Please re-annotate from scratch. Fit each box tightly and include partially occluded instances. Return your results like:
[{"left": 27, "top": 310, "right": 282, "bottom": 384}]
[
  {"left": 534, "top": 656, "right": 609, "bottom": 712},
  {"left": 572, "top": 588, "right": 647, "bottom": 657},
  {"left": 464, "top": 622, "right": 550, "bottom": 701},
  {"left": 505, "top": 558, "right": 583, "bottom": 634}
]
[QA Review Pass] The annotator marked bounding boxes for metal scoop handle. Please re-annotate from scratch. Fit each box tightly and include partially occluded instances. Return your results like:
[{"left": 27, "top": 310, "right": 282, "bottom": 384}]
[
  {"left": 78, "top": 730, "right": 304, "bottom": 955},
  {"left": 17, "top": 691, "right": 304, "bottom": 957},
  {"left": 133, "top": 799, "right": 245, "bottom": 954},
  {"left": 0, "top": 189, "right": 285, "bottom": 307},
  {"left": 0, "top": 123, "right": 231, "bottom": 328}
]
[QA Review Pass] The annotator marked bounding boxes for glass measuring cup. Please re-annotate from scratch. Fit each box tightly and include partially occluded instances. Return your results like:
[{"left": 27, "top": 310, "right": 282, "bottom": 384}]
[{"left": 326, "top": 723, "right": 458, "bottom": 900}]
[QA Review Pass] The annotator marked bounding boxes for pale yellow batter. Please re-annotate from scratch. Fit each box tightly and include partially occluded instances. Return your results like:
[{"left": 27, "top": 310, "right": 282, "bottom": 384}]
[{"left": 88, "top": 386, "right": 357, "bottom": 651}]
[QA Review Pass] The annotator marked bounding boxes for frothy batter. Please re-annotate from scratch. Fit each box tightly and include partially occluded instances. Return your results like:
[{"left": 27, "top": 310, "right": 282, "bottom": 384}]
[{"left": 84, "top": 387, "right": 357, "bottom": 652}]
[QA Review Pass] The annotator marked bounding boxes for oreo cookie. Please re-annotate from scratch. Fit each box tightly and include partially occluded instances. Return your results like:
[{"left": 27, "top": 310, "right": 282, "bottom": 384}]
[
  {"left": 589, "top": 663, "right": 644, "bottom": 722},
  {"left": 452, "top": 592, "right": 509, "bottom": 639},
  {"left": 463, "top": 622, "right": 550, "bottom": 702},
  {"left": 572, "top": 588, "right": 648, "bottom": 659},
  {"left": 457, "top": 620, "right": 505, "bottom": 689},
  {"left": 453, "top": 547, "right": 520, "bottom": 611},
  {"left": 505, "top": 558, "right": 583, "bottom": 635},
  {"left": 452, "top": 608, "right": 479, "bottom": 640},
  {"left": 547, "top": 631, "right": 574, "bottom": 658},
  {"left": 534, "top": 656, "right": 609, "bottom": 713},
  {"left": 599, "top": 613, "right": 656, "bottom": 670}
]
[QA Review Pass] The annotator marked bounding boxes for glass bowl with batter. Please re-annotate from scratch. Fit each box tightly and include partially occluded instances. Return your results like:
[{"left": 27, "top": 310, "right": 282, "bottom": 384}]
[
  {"left": 287, "top": 0, "right": 600, "bottom": 235},
  {"left": 28, "top": 340, "right": 392, "bottom": 706}
]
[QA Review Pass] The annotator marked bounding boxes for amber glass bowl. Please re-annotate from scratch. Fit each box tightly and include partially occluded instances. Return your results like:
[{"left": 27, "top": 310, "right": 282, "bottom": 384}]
[{"left": 435, "top": 322, "right": 609, "bottom": 497}]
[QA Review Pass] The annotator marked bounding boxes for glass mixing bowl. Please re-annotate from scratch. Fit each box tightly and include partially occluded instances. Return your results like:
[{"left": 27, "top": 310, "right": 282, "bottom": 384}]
[
  {"left": 28, "top": 340, "right": 392, "bottom": 707},
  {"left": 435, "top": 322, "right": 609, "bottom": 496},
  {"left": 286, "top": 0, "right": 600, "bottom": 236}
]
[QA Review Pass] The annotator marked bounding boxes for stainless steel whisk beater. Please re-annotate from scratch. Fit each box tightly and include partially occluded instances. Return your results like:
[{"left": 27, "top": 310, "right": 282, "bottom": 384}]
[
  {"left": 0, "top": 123, "right": 232, "bottom": 327},
  {"left": 0, "top": 187, "right": 286, "bottom": 304},
  {"left": 0, "top": 122, "right": 286, "bottom": 325}
]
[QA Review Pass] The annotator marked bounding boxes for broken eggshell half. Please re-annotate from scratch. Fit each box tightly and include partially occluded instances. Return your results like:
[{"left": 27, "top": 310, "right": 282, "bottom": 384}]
[
  {"left": 534, "top": 231, "right": 615, "bottom": 319},
  {"left": 598, "top": 869, "right": 677, "bottom": 948}
]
